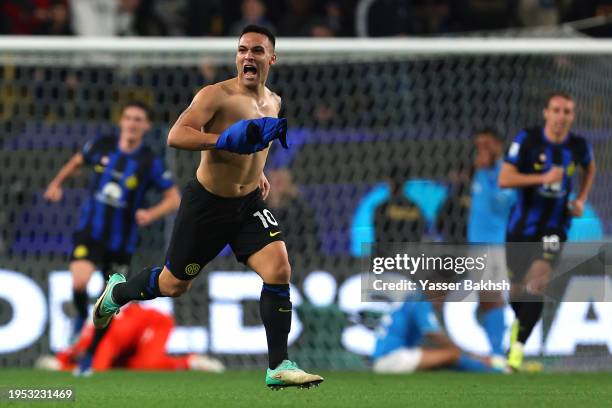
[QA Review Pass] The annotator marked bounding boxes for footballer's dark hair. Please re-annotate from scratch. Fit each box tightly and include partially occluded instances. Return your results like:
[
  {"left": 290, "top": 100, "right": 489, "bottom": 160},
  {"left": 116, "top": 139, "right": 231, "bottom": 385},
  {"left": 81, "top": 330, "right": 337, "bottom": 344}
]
[
  {"left": 545, "top": 91, "right": 573, "bottom": 107},
  {"left": 240, "top": 24, "right": 276, "bottom": 49},
  {"left": 121, "top": 101, "right": 152, "bottom": 120},
  {"left": 474, "top": 127, "right": 503, "bottom": 142}
]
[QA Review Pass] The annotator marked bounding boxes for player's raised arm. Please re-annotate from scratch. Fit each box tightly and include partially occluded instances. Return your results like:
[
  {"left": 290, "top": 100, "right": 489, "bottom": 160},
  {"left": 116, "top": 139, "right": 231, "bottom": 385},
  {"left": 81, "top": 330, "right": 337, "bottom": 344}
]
[
  {"left": 44, "top": 152, "right": 85, "bottom": 202},
  {"left": 167, "top": 85, "right": 222, "bottom": 151}
]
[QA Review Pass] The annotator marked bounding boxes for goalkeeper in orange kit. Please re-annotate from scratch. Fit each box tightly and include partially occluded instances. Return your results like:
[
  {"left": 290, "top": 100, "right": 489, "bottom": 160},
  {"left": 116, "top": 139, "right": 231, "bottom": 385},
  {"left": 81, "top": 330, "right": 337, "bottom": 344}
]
[{"left": 38, "top": 304, "right": 224, "bottom": 373}]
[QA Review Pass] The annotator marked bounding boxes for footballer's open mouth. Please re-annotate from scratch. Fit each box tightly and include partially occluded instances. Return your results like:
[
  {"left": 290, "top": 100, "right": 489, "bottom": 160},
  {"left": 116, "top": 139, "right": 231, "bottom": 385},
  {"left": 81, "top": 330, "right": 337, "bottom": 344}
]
[{"left": 243, "top": 64, "right": 258, "bottom": 78}]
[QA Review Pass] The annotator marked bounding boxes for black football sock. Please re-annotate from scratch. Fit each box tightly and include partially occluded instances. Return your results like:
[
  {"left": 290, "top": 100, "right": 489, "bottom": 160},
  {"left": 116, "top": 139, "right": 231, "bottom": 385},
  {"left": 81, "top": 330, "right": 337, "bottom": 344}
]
[
  {"left": 516, "top": 296, "right": 543, "bottom": 344},
  {"left": 260, "top": 283, "right": 291, "bottom": 369},
  {"left": 112, "top": 266, "right": 163, "bottom": 306},
  {"left": 510, "top": 301, "right": 522, "bottom": 323},
  {"left": 73, "top": 288, "right": 89, "bottom": 320},
  {"left": 86, "top": 326, "right": 109, "bottom": 355}
]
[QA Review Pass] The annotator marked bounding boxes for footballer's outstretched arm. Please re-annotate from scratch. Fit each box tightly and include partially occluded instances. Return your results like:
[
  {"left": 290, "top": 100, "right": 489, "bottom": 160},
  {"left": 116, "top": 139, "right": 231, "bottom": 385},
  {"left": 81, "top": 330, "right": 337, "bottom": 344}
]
[
  {"left": 167, "top": 85, "right": 222, "bottom": 151},
  {"left": 44, "top": 153, "right": 85, "bottom": 202}
]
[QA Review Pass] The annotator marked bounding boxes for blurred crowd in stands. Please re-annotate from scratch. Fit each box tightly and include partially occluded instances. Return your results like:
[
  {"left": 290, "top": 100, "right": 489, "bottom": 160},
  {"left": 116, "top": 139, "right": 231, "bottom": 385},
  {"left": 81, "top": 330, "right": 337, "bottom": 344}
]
[{"left": 1, "top": 0, "right": 612, "bottom": 38}]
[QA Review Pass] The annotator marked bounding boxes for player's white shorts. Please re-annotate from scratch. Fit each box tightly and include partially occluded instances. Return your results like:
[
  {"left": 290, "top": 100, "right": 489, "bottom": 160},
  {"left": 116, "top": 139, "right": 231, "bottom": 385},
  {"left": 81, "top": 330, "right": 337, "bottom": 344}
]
[
  {"left": 468, "top": 245, "right": 508, "bottom": 285},
  {"left": 372, "top": 347, "right": 422, "bottom": 374}
]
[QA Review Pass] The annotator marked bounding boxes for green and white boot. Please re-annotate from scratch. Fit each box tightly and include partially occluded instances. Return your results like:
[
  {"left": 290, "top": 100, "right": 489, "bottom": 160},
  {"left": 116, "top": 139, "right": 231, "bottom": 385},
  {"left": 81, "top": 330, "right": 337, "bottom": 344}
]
[
  {"left": 266, "top": 360, "right": 324, "bottom": 390},
  {"left": 507, "top": 319, "right": 524, "bottom": 372},
  {"left": 92, "top": 273, "right": 125, "bottom": 329}
]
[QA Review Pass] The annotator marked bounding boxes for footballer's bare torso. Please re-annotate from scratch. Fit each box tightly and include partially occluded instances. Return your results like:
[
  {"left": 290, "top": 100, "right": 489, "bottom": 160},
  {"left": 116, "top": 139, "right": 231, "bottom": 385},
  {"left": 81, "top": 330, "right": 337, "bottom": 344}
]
[{"left": 196, "top": 78, "right": 281, "bottom": 198}]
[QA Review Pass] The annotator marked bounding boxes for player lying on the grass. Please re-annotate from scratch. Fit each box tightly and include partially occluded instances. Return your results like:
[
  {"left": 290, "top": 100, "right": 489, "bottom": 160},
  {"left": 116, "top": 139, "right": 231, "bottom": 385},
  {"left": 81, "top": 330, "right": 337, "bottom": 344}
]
[
  {"left": 36, "top": 303, "right": 224, "bottom": 373},
  {"left": 93, "top": 25, "right": 323, "bottom": 389},
  {"left": 499, "top": 91, "right": 596, "bottom": 371},
  {"left": 44, "top": 101, "right": 181, "bottom": 374},
  {"left": 372, "top": 291, "right": 507, "bottom": 374}
]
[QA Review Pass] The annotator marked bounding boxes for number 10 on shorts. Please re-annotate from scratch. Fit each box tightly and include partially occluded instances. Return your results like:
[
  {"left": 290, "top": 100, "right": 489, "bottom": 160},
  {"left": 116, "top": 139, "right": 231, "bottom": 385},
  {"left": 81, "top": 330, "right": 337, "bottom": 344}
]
[{"left": 253, "top": 210, "right": 278, "bottom": 228}]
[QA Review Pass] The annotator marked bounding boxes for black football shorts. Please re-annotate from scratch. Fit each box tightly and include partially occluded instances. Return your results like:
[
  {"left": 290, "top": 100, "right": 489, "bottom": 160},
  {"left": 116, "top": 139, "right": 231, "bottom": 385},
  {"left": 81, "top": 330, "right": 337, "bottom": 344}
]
[
  {"left": 505, "top": 228, "right": 567, "bottom": 283},
  {"left": 165, "top": 179, "right": 284, "bottom": 280},
  {"left": 70, "top": 230, "right": 131, "bottom": 278}
]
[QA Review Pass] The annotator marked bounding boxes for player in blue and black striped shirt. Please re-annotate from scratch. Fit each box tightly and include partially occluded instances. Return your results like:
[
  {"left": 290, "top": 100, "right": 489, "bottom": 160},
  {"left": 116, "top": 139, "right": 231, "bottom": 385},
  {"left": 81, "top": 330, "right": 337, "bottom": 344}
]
[
  {"left": 498, "top": 92, "right": 596, "bottom": 370},
  {"left": 44, "top": 102, "right": 181, "bottom": 353}
]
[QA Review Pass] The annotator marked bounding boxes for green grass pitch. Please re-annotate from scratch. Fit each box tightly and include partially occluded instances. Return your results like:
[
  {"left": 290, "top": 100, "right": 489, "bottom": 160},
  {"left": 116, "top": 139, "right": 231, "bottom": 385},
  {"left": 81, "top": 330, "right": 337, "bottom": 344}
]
[{"left": 1, "top": 369, "right": 610, "bottom": 408}]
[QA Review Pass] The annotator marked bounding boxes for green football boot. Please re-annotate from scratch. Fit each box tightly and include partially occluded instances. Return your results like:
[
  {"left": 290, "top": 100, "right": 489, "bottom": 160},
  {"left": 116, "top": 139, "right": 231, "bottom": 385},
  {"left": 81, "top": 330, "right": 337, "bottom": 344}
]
[
  {"left": 92, "top": 273, "right": 125, "bottom": 329},
  {"left": 266, "top": 360, "right": 324, "bottom": 390},
  {"left": 507, "top": 319, "right": 524, "bottom": 372}
]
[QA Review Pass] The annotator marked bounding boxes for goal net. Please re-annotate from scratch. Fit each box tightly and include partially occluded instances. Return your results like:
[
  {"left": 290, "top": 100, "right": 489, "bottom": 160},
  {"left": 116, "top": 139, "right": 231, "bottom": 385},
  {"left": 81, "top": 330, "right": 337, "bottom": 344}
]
[{"left": 0, "top": 37, "right": 610, "bottom": 370}]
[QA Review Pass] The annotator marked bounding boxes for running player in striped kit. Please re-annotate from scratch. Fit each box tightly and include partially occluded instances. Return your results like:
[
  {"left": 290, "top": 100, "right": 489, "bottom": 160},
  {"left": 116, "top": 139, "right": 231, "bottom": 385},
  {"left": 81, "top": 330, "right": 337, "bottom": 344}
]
[
  {"left": 44, "top": 101, "right": 181, "bottom": 374},
  {"left": 498, "top": 92, "right": 596, "bottom": 370}
]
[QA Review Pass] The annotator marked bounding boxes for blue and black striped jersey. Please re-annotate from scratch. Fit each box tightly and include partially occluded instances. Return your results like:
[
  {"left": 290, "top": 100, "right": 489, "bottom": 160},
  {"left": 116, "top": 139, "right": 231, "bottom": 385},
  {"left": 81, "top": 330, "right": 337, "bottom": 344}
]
[
  {"left": 77, "top": 135, "right": 174, "bottom": 253},
  {"left": 504, "top": 127, "right": 593, "bottom": 237}
]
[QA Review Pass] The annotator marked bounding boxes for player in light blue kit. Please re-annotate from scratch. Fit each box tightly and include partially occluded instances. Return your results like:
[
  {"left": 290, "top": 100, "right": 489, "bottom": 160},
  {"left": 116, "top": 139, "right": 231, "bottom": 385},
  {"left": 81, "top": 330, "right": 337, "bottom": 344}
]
[
  {"left": 468, "top": 129, "right": 515, "bottom": 357},
  {"left": 372, "top": 293, "right": 507, "bottom": 373}
]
